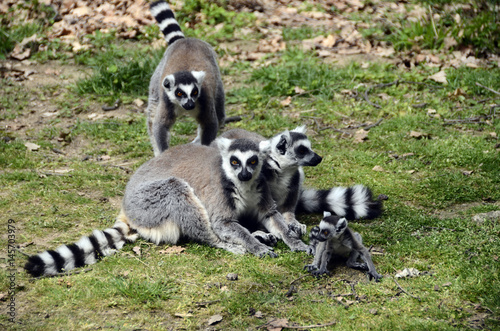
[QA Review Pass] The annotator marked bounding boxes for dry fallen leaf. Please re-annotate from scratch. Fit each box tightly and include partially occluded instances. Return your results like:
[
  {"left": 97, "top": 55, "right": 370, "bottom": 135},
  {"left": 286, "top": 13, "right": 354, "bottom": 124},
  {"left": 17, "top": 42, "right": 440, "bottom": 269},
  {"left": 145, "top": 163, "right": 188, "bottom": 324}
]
[
  {"left": 133, "top": 98, "right": 145, "bottom": 107},
  {"left": 132, "top": 246, "right": 141, "bottom": 256},
  {"left": 207, "top": 314, "right": 223, "bottom": 326},
  {"left": 280, "top": 96, "right": 292, "bottom": 107},
  {"left": 294, "top": 86, "right": 305, "bottom": 94},
  {"left": 353, "top": 129, "right": 368, "bottom": 143},
  {"left": 409, "top": 131, "right": 429, "bottom": 139},
  {"left": 372, "top": 165, "right": 385, "bottom": 172},
  {"left": 25, "top": 142, "right": 40, "bottom": 151},
  {"left": 267, "top": 318, "right": 289, "bottom": 331},
  {"left": 158, "top": 246, "right": 185, "bottom": 255},
  {"left": 428, "top": 70, "right": 448, "bottom": 84}
]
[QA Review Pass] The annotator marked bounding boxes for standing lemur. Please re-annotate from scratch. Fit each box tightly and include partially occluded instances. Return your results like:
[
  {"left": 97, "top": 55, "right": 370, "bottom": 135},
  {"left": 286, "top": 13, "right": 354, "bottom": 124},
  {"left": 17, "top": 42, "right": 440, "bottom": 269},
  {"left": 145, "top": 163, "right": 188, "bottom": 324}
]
[
  {"left": 219, "top": 127, "right": 382, "bottom": 238},
  {"left": 147, "top": 1, "right": 225, "bottom": 155},
  {"left": 25, "top": 137, "right": 308, "bottom": 277}
]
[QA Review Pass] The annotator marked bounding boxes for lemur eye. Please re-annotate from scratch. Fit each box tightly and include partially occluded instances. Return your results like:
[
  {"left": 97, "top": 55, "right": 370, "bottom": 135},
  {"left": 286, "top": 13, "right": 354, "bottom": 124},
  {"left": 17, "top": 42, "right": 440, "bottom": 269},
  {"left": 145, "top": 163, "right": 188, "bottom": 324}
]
[
  {"left": 297, "top": 146, "right": 307, "bottom": 155},
  {"left": 231, "top": 160, "right": 238, "bottom": 165},
  {"left": 250, "top": 159, "right": 256, "bottom": 165},
  {"left": 176, "top": 91, "right": 183, "bottom": 97},
  {"left": 322, "top": 230, "right": 329, "bottom": 236},
  {"left": 192, "top": 90, "right": 198, "bottom": 96}
]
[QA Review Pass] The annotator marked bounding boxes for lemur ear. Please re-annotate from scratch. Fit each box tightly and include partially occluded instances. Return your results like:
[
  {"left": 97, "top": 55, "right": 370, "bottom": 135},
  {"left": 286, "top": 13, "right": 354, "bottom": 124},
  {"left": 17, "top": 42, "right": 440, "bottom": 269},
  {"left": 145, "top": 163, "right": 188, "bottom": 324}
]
[
  {"left": 337, "top": 217, "right": 348, "bottom": 229},
  {"left": 259, "top": 140, "right": 272, "bottom": 157},
  {"left": 162, "top": 75, "right": 175, "bottom": 90},
  {"left": 191, "top": 71, "right": 206, "bottom": 85},
  {"left": 276, "top": 133, "right": 289, "bottom": 155},
  {"left": 323, "top": 211, "right": 332, "bottom": 218},
  {"left": 214, "top": 137, "right": 231, "bottom": 152},
  {"left": 291, "top": 125, "right": 307, "bottom": 134}
]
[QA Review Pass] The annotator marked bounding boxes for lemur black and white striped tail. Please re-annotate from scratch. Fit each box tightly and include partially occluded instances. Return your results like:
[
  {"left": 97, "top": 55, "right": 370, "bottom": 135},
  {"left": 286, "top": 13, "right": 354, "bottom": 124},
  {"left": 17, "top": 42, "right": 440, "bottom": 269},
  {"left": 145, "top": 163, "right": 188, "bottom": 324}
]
[
  {"left": 150, "top": 1, "right": 185, "bottom": 45},
  {"left": 24, "top": 220, "right": 137, "bottom": 278},
  {"left": 296, "top": 185, "right": 382, "bottom": 220}
]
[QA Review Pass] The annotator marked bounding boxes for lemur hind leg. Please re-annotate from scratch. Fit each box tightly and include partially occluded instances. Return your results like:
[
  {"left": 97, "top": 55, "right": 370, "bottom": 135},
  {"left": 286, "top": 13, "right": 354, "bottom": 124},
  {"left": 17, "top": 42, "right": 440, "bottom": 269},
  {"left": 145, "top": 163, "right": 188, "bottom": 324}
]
[{"left": 123, "top": 177, "right": 245, "bottom": 254}]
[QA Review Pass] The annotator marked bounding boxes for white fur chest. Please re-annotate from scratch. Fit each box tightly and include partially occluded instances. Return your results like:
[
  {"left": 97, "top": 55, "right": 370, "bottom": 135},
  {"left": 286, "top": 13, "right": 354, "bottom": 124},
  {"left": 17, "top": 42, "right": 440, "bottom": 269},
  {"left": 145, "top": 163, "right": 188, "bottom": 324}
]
[
  {"left": 232, "top": 181, "right": 262, "bottom": 216},
  {"left": 173, "top": 102, "right": 200, "bottom": 119},
  {"left": 330, "top": 236, "right": 352, "bottom": 257}
]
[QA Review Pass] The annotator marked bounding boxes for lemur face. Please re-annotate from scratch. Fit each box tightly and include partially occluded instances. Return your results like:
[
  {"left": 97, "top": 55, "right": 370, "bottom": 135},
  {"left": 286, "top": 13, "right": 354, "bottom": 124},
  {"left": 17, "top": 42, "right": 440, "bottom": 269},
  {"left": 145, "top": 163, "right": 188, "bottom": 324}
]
[
  {"left": 216, "top": 138, "right": 270, "bottom": 183},
  {"left": 312, "top": 216, "right": 348, "bottom": 242},
  {"left": 270, "top": 126, "right": 322, "bottom": 169},
  {"left": 163, "top": 71, "right": 205, "bottom": 111}
]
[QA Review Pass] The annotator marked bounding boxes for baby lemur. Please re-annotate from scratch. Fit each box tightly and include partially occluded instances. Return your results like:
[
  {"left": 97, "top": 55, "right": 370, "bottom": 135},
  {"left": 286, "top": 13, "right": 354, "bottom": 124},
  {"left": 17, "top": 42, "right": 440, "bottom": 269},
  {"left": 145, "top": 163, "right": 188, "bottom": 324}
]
[
  {"left": 305, "top": 212, "right": 382, "bottom": 281},
  {"left": 148, "top": 1, "right": 225, "bottom": 155}
]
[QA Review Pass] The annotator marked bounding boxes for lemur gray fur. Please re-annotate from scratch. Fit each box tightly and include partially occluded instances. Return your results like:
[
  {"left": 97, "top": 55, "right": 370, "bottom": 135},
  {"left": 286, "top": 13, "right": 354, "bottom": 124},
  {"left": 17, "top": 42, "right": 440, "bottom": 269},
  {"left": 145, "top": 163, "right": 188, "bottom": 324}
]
[
  {"left": 147, "top": 0, "right": 225, "bottom": 156},
  {"left": 218, "top": 127, "right": 382, "bottom": 238},
  {"left": 25, "top": 138, "right": 308, "bottom": 277},
  {"left": 305, "top": 212, "right": 382, "bottom": 282}
]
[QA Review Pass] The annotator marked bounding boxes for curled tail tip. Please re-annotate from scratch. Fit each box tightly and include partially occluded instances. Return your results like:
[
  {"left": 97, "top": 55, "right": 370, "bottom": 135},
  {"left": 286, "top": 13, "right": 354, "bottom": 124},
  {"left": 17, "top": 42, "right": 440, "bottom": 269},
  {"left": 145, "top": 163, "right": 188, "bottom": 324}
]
[{"left": 150, "top": 0, "right": 184, "bottom": 44}]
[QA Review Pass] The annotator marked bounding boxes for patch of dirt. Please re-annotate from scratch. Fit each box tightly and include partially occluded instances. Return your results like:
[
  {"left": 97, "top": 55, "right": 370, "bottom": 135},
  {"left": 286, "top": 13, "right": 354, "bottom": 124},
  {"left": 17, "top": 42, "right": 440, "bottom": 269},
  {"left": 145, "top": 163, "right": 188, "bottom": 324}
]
[
  {"left": 1, "top": 59, "right": 145, "bottom": 158},
  {"left": 431, "top": 201, "right": 500, "bottom": 220}
]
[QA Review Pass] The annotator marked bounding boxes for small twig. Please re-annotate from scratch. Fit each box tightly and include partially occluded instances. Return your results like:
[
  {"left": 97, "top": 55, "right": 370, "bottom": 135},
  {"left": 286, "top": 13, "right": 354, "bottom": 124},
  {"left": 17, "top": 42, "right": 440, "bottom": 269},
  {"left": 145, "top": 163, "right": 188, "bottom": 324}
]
[
  {"left": 350, "top": 283, "right": 358, "bottom": 300},
  {"left": 134, "top": 256, "right": 149, "bottom": 267},
  {"left": 423, "top": 226, "right": 457, "bottom": 232},
  {"left": 279, "top": 321, "right": 337, "bottom": 329},
  {"left": 194, "top": 299, "right": 220, "bottom": 307},
  {"left": 363, "top": 80, "right": 399, "bottom": 108},
  {"left": 363, "top": 118, "right": 383, "bottom": 130},
  {"left": 14, "top": 247, "right": 30, "bottom": 257},
  {"left": 318, "top": 126, "right": 352, "bottom": 135},
  {"left": 476, "top": 82, "right": 500, "bottom": 96},
  {"left": 393, "top": 277, "right": 421, "bottom": 301},
  {"left": 102, "top": 99, "right": 121, "bottom": 111},
  {"left": 30, "top": 268, "right": 93, "bottom": 281},
  {"left": 42, "top": 172, "right": 72, "bottom": 177},
  {"left": 224, "top": 115, "right": 243, "bottom": 124},
  {"left": 290, "top": 274, "right": 312, "bottom": 285},
  {"left": 399, "top": 80, "right": 445, "bottom": 89},
  {"left": 290, "top": 83, "right": 340, "bottom": 99},
  {"left": 364, "top": 89, "right": 381, "bottom": 108},
  {"left": 101, "top": 164, "right": 132, "bottom": 173}
]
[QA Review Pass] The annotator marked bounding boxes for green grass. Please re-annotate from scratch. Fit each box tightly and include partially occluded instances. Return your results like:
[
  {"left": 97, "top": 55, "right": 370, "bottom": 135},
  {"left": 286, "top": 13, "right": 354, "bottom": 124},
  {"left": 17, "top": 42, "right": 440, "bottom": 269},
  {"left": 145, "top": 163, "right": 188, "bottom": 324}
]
[
  {"left": 1, "top": 0, "right": 500, "bottom": 329},
  {"left": 359, "top": 0, "right": 499, "bottom": 54}
]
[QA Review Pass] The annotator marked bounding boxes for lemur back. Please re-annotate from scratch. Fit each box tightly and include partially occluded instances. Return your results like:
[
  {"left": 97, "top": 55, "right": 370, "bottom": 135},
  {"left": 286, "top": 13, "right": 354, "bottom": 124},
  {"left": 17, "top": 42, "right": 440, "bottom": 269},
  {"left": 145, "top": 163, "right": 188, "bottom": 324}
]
[{"left": 148, "top": 1, "right": 225, "bottom": 156}]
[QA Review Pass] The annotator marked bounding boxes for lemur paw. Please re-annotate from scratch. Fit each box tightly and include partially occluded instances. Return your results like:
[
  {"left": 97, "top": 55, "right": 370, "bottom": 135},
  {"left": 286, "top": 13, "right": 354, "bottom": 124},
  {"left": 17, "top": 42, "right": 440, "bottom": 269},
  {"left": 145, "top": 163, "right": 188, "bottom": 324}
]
[
  {"left": 254, "top": 244, "right": 278, "bottom": 258},
  {"left": 306, "top": 245, "right": 316, "bottom": 255},
  {"left": 368, "top": 271, "right": 383, "bottom": 282},
  {"left": 311, "top": 269, "right": 330, "bottom": 277},
  {"left": 347, "top": 262, "right": 369, "bottom": 271},
  {"left": 252, "top": 231, "right": 278, "bottom": 247},
  {"left": 304, "top": 264, "right": 318, "bottom": 272},
  {"left": 288, "top": 222, "right": 306, "bottom": 238}
]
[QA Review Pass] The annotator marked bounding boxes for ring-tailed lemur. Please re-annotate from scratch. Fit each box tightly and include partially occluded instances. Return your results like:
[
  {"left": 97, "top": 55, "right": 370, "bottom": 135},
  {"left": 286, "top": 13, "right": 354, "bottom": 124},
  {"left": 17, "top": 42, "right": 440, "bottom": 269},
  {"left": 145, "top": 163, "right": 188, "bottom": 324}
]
[
  {"left": 147, "top": 0, "right": 225, "bottom": 156},
  {"left": 305, "top": 212, "right": 382, "bottom": 281},
  {"left": 219, "top": 127, "right": 382, "bottom": 238},
  {"left": 25, "top": 138, "right": 308, "bottom": 277}
]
